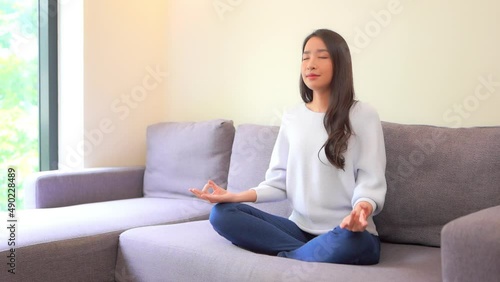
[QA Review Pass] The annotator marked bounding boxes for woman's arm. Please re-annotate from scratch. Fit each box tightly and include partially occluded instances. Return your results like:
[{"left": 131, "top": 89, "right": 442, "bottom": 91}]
[
  {"left": 190, "top": 111, "right": 291, "bottom": 204},
  {"left": 341, "top": 103, "right": 387, "bottom": 232},
  {"left": 250, "top": 116, "right": 290, "bottom": 202},
  {"left": 190, "top": 124, "right": 288, "bottom": 204},
  {"left": 350, "top": 103, "right": 387, "bottom": 217}
]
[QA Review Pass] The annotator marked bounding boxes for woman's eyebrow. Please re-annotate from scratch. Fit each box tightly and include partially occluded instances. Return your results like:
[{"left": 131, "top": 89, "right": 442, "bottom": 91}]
[{"left": 303, "top": 49, "right": 329, "bottom": 54}]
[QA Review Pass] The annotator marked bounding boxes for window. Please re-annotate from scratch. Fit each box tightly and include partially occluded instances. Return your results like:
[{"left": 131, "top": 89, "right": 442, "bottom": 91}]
[{"left": 0, "top": 0, "right": 57, "bottom": 211}]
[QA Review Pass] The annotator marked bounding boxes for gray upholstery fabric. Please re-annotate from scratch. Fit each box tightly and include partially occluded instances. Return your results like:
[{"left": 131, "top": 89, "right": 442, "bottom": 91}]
[
  {"left": 375, "top": 122, "right": 500, "bottom": 246},
  {"left": 227, "top": 124, "right": 279, "bottom": 192},
  {"left": 0, "top": 197, "right": 212, "bottom": 281},
  {"left": 227, "top": 124, "right": 292, "bottom": 216},
  {"left": 144, "top": 119, "right": 235, "bottom": 199},
  {"left": 13, "top": 121, "right": 500, "bottom": 282},
  {"left": 0, "top": 232, "right": 121, "bottom": 282},
  {"left": 116, "top": 220, "right": 442, "bottom": 282},
  {"left": 441, "top": 205, "right": 500, "bottom": 282},
  {"left": 24, "top": 166, "right": 145, "bottom": 208},
  {"left": 0, "top": 197, "right": 212, "bottom": 252}
]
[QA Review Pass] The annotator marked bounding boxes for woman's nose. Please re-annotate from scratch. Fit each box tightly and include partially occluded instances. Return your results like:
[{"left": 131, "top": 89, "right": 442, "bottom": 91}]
[{"left": 307, "top": 61, "right": 316, "bottom": 70}]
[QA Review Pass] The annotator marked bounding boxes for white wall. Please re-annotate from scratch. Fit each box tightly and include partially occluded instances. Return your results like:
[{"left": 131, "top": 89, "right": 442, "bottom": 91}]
[
  {"left": 59, "top": 0, "right": 169, "bottom": 169},
  {"left": 59, "top": 0, "right": 500, "bottom": 169},
  {"left": 82, "top": 0, "right": 169, "bottom": 168},
  {"left": 164, "top": 0, "right": 500, "bottom": 127}
]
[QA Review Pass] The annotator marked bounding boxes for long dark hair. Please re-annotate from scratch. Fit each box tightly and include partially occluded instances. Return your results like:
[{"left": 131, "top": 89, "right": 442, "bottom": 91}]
[{"left": 300, "top": 29, "right": 356, "bottom": 170}]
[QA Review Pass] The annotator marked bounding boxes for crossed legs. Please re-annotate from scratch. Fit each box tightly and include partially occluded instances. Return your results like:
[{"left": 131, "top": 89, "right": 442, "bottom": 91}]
[{"left": 209, "top": 203, "right": 380, "bottom": 265}]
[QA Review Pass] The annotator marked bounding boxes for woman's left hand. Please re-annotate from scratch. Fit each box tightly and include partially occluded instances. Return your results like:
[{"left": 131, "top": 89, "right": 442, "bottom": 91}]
[{"left": 340, "top": 201, "right": 373, "bottom": 232}]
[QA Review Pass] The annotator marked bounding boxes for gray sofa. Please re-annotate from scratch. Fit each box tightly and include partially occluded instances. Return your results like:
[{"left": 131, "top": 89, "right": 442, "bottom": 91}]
[{"left": 1, "top": 119, "right": 499, "bottom": 282}]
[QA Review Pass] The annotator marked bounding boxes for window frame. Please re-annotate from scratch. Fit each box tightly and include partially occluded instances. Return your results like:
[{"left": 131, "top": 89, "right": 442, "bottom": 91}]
[{"left": 38, "top": 0, "right": 58, "bottom": 171}]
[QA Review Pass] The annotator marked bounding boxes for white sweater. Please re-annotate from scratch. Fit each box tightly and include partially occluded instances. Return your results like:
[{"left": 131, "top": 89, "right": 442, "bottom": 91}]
[{"left": 251, "top": 102, "right": 387, "bottom": 236}]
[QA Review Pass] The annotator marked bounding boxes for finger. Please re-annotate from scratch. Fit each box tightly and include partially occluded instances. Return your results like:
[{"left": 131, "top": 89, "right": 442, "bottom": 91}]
[
  {"left": 208, "top": 180, "right": 222, "bottom": 191},
  {"left": 192, "top": 189, "right": 210, "bottom": 199},
  {"left": 189, "top": 189, "right": 204, "bottom": 198},
  {"left": 348, "top": 210, "right": 358, "bottom": 226},
  {"left": 201, "top": 182, "right": 213, "bottom": 193},
  {"left": 350, "top": 211, "right": 365, "bottom": 231},
  {"left": 341, "top": 214, "right": 354, "bottom": 230},
  {"left": 340, "top": 217, "right": 349, "bottom": 229},
  {"left": 359, "top": 209, "right": 368, "bottom": 225},
  {"left": 351, "top": 211, "right": 367, "bottom": 232}
]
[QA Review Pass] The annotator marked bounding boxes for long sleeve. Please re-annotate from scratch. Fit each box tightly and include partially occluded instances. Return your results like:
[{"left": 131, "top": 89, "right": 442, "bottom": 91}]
[
  {"left": 350, "top": 103, "right": 387, "bottom": 216},
  {"left": 250, "top": 115, "right": 289, "bottom": 202}
]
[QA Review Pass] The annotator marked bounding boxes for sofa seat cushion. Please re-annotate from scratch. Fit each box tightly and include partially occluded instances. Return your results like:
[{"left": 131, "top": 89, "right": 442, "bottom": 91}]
[
  {"left": 116, "top": 220, "right": 442, "bottom": 282},
  {"left": 0, "top": 197, "right": 212, "bottom": 251}
]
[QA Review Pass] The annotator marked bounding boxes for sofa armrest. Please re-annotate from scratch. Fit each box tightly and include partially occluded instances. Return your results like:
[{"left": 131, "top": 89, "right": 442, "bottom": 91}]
[
  {"left": 24, "top": 166, "right": 145, "bottom": 209},
  {"left": 441, "top": 205, "right": 500, "bottom": 282}
]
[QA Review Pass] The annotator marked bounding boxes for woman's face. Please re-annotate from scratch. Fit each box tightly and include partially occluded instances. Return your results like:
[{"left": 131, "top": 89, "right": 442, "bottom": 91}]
[{"left": 301, "top": 36, "right": 334, "bottom": 94}]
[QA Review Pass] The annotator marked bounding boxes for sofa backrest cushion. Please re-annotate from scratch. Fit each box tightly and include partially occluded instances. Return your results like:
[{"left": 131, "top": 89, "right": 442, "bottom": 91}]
[
  {"left": 227, "top": 124, "right": 279, "bottom": 192},
  {"left": 375, "top": 122, "right": 500, "bottom": 247},
  {"left": 143, "top": 119, "right": 235, "bottom": 199},
  {"left": 227, "top": 124, "right": 292, "bottom": 217}
]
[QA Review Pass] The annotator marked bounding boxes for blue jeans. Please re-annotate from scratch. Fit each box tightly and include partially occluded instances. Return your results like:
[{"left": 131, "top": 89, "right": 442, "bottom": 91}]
[{"left": 209, "top": 203, "right": 380, "bottom": 265}]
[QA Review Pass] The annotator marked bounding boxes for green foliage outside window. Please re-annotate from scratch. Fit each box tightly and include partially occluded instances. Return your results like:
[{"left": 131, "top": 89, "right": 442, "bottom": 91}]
[{"left": 0, "top": 0, "right": 39, "bottom": 211}]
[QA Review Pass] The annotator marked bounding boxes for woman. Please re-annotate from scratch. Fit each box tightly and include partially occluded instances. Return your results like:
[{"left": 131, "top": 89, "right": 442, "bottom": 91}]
[{"left": 190, "top": 29, "right": 387, "bottom": 265}]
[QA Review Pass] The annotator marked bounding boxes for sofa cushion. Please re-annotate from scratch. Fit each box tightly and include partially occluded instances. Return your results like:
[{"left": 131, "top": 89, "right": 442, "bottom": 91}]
[
  {"left": 143, "top": 119, "right": 235, "bottom": 199},
  {"left": 441, "top": 205, "right": 500, "bottom": 282},
  {"left": 0, "top": 197, "right": 213, "bottom": 281},
  {"left": 116, "top": 220, "right": 442, "bottom": 282},
  {"left": 0, "top": 198, "right": 212, "bottom": 251},
  {"left": 375, "top": 122, "right": 500, "bottom": 246},
  {"left": 227, "top": 124, "right": 279, "bottom": 192},
  {"left": 227, "top": 124, "right": 292, "bottom": 217}
]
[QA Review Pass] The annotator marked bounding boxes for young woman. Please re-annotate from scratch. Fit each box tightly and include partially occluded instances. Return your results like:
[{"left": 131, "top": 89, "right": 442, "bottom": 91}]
[{"left": 190, "top": 29, "right": 387, "bottom": 265}]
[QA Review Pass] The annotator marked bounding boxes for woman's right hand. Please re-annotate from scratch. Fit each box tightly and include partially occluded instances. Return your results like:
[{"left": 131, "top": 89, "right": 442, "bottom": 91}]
[{"left": 189, "top": 180, "right": 234, "bottom": 203}]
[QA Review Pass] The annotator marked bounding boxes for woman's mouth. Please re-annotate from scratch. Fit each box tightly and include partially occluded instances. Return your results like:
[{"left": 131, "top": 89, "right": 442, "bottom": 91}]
[{"left": 306, "top": 74, "right": 320, "bottom": 80}]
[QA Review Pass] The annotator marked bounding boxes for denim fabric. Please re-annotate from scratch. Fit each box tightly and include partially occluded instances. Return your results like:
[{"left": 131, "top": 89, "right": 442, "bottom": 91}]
[{"left": 210, "top": 203, "right": 380, "bottom": 265}]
